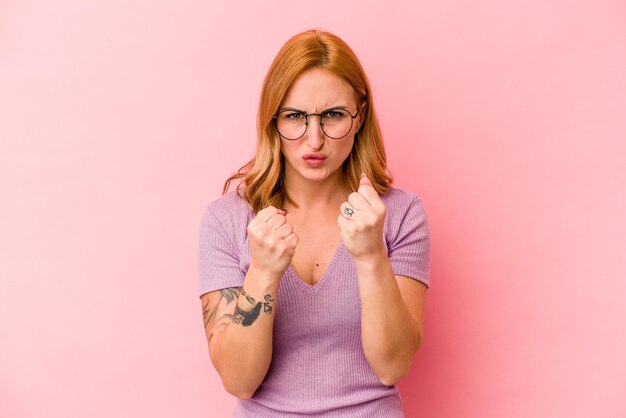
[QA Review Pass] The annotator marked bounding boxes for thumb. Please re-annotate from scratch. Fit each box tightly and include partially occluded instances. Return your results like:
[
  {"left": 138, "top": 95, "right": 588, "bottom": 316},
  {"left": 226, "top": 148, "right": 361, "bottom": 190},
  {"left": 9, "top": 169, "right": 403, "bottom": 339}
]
[{"left": 359, "top": 172, "right": 373, "bottom": 188}]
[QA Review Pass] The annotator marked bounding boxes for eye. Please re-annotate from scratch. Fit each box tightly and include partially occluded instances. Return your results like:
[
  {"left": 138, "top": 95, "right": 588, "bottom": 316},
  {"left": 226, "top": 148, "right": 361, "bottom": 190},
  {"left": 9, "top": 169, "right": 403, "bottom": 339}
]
[
  {"left": 323, "top": 110, "right": 346, "bottom": 119},
  {"left": 283, "top": 112, "right": 305, "bottom": 120}
]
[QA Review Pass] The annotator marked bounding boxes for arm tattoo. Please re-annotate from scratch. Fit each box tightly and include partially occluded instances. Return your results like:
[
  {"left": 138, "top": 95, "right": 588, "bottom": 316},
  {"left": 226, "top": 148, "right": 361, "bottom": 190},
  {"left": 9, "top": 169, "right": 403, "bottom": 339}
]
[
  {"left": 220, "top": 287, "right": 240, "bottom": 304},
  {"left": 263, "top": 294, "right": 275, "bottom": 314},
  {"left": 202, "top": 287, "right": 241, "bottom": 342},
  {"left": 233, "top": 303, "right": 262, "bottom": 326},
  {"left": 201, "top": 286, "right": 275, "bottom": 342},
  {"left": 239, "top": 287, "right": 257, "bottom": 305},
  {"left": 232, "top": 287, "right": 275, "bottom": 326}
]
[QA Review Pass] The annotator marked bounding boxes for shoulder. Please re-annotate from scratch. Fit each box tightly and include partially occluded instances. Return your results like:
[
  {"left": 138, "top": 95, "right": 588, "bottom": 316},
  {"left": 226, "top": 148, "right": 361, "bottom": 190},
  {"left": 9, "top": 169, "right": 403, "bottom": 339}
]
[
  {"left": 380, "top": 186, "right": 428, "bottom": 237},
  {"left": 380, "top": 186, "right": 424, "bottom": 213},
  {"left": 198, "top": 192, "right": 251, "bottom": 296},
  {"left": 206, "top": 190, "right": 253, "bottom": 216},
  {"left": 200, "top": 191, "right": 255, "bottom": 239}
]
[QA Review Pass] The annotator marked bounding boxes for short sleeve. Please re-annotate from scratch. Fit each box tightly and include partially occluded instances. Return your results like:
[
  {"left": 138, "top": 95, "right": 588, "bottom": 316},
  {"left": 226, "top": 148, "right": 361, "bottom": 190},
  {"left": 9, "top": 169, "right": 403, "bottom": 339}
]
[
  {"left": 198, "top": 205, "right": 246, "bottom": 298},
  {"left": 387, "top": 195, "right": 431, "bottom": 289}
]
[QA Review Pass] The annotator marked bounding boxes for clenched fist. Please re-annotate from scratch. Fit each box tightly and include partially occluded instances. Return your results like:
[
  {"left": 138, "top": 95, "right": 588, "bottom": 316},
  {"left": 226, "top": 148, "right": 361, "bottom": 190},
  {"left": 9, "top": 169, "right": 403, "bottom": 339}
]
[
  {"left": 338, "top": 173, "right": 387, "bottom": 261},
  {"left": 247, "top": 206, "right": 299, "bottom": 277}
]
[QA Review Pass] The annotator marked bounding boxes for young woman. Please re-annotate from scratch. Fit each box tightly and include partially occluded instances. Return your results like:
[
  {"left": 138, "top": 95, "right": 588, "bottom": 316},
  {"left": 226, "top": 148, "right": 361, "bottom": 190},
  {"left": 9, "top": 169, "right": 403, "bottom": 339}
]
[{"left": 198, "top": 29, "right": 430, "bottom": 417}]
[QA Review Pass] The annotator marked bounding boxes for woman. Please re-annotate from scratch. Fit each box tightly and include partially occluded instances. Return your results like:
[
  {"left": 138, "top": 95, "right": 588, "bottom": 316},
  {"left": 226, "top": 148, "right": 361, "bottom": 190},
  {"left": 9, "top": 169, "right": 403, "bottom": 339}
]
[{"left": 198, "top": 29, "right": 430, "bottom": 417}]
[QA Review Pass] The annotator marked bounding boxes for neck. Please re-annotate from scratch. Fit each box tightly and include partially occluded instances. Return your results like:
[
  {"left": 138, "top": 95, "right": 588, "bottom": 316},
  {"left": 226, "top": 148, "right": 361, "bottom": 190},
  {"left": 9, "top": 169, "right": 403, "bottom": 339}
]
[{"left": 283, "top": 170, "right": 350, "bottom": 211}]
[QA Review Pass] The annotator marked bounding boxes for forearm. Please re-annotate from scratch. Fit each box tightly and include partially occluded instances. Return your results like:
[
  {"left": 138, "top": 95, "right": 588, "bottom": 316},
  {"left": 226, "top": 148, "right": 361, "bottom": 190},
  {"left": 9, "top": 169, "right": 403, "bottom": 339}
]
[
  {"left": 355, "top": 250, "right": 421, "bottom": 386},
  {"left": 211, "top": 269, "right": 279, "bottom": 398}
]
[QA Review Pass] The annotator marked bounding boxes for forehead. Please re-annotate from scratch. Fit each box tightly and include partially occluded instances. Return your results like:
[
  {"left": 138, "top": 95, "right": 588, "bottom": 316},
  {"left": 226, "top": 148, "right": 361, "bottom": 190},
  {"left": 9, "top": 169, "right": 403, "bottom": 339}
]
[{"left": 281, "top": 68, "right": 356, "bottom": 110}]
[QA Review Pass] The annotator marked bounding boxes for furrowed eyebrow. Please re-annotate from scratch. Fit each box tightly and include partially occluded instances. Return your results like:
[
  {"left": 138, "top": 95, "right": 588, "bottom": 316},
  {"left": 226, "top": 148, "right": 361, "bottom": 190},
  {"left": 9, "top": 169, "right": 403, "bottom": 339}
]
[
  {"left": 278, "top": 105, "right": 349, "bottom": 113},
  {"left": 322, "top": 106, "right": 349, "bottom": 112}
]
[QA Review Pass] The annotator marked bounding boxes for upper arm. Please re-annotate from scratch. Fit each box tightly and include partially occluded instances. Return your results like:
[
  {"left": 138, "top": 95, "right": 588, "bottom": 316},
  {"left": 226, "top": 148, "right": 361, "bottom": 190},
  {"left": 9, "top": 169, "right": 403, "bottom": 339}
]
[
  {"left": 198, "top": 206, "right": 246, "bottom": 296},
  {"left": 395, "top": 275, "right": 427, "bottom": 348},
  {"left": 198, "top": 204, "right": 246, "bottom": 366},
  {"left": 387, "top": 194, "right": 430, "bottom": 289},
  {"left": 200, "top": 287, "right": 241, "bottom": 368}
]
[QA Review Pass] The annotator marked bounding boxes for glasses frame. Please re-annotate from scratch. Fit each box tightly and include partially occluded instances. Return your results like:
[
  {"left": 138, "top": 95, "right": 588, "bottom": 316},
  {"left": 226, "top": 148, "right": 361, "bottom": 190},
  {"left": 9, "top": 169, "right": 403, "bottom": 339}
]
[{"left": 272, "top": 107, "right": 360, "bottom": 140}]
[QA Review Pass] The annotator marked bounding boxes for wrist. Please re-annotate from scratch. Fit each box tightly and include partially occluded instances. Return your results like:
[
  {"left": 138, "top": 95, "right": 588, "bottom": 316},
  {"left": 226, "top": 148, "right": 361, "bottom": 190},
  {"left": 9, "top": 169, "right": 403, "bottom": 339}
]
[
  {"left": 247, "top": 263, "right": 283, "bottom": 286},
  {"left": 352, "top": 246, "right": 389, "bottom": 271}
]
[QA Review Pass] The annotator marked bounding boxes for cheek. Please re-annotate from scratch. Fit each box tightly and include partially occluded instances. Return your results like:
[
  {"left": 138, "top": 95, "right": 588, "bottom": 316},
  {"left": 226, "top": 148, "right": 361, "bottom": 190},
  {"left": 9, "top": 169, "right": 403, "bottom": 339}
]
[
  {"left": 280, "top": 141, "right": 295, "bottom": 159},
  {"left": 338, "top": 138, "right": 355, "bottom": 160}
]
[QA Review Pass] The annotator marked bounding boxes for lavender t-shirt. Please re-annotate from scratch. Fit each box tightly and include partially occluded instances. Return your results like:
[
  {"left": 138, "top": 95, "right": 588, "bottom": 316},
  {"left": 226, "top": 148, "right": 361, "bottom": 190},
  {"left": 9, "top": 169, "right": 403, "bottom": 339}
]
[{"left": 198, "top": 186, "right": 430, "bottom": 417}]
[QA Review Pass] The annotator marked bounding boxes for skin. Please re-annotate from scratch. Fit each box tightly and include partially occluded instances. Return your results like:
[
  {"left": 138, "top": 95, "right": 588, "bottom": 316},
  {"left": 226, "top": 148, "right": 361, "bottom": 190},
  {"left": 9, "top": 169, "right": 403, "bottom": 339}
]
[
  {"left": 200, "top": 67, "right": 427, "bottom": 399},
  {"left": 279, "top": 68, "right": 358, "bottom": 189}
]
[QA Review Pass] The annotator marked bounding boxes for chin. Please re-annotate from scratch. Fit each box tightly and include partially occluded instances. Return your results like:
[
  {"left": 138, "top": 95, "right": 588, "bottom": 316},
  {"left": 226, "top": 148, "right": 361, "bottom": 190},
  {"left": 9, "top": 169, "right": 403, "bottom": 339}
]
[
  {"left": 299, "top": 169, "right": 329, "bottom": 180},
  {"left": 302, "top": 166, "right": 342, "bottom": 182}
]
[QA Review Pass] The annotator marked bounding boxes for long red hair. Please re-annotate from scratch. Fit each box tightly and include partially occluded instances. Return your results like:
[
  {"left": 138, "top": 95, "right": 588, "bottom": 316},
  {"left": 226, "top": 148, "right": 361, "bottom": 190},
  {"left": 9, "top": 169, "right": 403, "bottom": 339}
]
[{"left": 223, "top": 29, "right": 392, "bottom": 213}]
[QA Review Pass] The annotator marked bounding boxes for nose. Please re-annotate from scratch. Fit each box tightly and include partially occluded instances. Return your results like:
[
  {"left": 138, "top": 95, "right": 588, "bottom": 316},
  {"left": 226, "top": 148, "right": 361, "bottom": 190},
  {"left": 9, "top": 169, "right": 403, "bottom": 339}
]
[{"left": 305, "top": 115, "right": 325, "bottom": 150}]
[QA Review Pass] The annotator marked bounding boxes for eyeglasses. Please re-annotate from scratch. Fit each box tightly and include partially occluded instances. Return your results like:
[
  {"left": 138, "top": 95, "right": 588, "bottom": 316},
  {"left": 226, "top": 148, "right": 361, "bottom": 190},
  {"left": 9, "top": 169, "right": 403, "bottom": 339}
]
[{"left": 272, "top": 107, "right": 359, "bottom": 140}]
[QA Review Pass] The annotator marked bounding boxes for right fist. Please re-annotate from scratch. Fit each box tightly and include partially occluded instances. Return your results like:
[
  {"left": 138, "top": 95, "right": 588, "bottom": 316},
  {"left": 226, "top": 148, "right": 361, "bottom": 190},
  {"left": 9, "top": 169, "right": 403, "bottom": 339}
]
[{"left": 247, "top": 206, "right": 299, "bottom": 276}]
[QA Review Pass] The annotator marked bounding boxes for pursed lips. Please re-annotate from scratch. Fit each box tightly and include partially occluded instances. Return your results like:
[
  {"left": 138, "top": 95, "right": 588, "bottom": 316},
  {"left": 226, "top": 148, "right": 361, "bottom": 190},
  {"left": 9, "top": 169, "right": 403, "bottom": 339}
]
[
  {"left": 302, "top": 153, "right": 327, "bottom": 160},
  {"left": 302, "top": 153, "right": 327, "bottom": 167}
]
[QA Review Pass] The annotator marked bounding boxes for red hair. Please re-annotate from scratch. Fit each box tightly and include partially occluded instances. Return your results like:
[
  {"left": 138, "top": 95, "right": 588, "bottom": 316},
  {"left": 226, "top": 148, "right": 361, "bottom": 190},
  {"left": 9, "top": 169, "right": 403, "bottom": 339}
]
[{"left": 223, "top": 29, "right": 391, "bottom": 213}]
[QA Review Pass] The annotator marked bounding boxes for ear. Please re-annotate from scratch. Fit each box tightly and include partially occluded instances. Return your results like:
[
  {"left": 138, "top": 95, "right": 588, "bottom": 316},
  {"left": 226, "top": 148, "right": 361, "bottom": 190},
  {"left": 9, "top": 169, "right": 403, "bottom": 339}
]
[{"left": 357, "top": 100, "right": 366, "bottom": 131}]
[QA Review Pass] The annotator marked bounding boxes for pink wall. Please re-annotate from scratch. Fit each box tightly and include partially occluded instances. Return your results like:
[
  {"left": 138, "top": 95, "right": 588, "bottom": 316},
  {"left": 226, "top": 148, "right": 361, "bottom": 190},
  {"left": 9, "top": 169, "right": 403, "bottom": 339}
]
[{"left": 1, "top": 1, "right": 625, "bottom": 417}]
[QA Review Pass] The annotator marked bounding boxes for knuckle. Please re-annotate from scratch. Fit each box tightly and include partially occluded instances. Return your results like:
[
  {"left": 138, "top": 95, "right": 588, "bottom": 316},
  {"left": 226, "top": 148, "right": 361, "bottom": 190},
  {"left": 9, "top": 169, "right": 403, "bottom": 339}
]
[
  {"left": 266, "top": 236, "right": 278, "bottom": 249},
  {"left": 259, "top": 206, "right": 277, "bottom": 219},
  {"left": 247, "top": 224, "right": 260, "bottom": 238}
]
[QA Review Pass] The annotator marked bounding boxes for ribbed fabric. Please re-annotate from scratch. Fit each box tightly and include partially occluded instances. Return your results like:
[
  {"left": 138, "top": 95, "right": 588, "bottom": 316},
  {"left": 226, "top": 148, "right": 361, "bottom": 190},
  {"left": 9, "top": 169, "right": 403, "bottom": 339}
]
[{"left": 198, "top": 187, "right": 430, "bottom": 417}]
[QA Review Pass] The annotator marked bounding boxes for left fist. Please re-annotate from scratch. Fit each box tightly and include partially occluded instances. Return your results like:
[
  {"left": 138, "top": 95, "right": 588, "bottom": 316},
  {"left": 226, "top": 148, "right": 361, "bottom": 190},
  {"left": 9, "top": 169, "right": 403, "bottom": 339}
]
[{"left": 338, "top": 172, "right": 387, "bottom": 260}]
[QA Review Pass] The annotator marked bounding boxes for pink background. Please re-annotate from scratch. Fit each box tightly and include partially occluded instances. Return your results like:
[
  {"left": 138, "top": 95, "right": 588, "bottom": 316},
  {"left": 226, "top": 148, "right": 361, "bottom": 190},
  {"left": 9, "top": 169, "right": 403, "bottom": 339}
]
[{"left": 1, "top": 1, "right": 625, "bottom": 417}]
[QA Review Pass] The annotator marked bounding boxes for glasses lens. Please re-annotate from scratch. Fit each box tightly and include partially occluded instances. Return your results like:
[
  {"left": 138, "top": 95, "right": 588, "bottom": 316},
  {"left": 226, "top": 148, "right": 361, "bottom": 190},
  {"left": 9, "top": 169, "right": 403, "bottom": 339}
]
[
  {"left": 276, "top": 111, "right": 307, "bottom": 140},
  {"left": 275, "top": 109, "right": 354, "bottom": 140},
  {"left": 321, "top": 109, "right": 353, "bottom": 139}
]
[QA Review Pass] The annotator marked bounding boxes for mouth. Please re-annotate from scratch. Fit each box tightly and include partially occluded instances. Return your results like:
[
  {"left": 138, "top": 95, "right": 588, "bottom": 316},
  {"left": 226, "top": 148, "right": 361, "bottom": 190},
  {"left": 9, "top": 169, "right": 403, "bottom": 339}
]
[
  {"left": 303, "top": 153, "right": 327, "bottom": 160},
  {"left": 302, "top": 153, "right": 327, "bottom": 167}
]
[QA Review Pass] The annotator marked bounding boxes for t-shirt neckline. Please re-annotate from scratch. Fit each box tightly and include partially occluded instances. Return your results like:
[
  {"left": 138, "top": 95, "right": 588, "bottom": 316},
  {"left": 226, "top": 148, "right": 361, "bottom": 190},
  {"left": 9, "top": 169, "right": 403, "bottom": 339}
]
[{"left": 286, "top": 240, "right": 345, "bottom": 294}]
